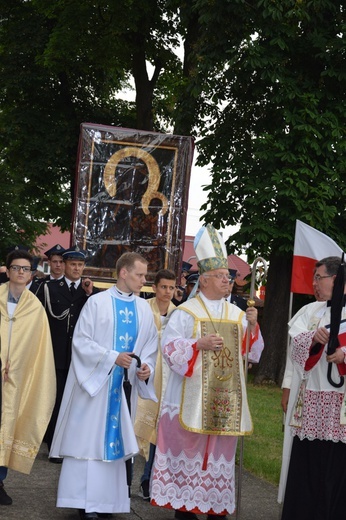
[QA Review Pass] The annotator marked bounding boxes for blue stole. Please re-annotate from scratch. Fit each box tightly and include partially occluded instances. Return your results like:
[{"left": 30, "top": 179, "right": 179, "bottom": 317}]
[{"left": 104, "top": 297, "right": 138, "bottom": 460}]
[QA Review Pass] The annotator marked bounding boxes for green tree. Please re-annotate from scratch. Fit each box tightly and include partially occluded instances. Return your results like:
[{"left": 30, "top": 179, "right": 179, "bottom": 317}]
[
  {"left": 0, "top": 0, "right": 129, "bottom": 254},
  {"left": 0, "top": 0, "right": 183, "bottom": 256},
  {"left": 196, "top": 0, "right": 346, "bottom": 382},
  {"left": 1, "top": 0, "right": 345, "bottom": 385},
  {"left": 0, "top": 0, "right": 254, "bottom": 254}
]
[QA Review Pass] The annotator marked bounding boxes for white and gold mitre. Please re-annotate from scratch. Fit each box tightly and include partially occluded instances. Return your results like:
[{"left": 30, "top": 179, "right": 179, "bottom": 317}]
[{"left": 194, "top": 224, "right": 228, "bottom": 274}]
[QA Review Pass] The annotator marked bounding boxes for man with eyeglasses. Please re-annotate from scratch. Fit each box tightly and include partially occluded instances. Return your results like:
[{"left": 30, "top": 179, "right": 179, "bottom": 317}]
[
  {"left": 279, "top": 256, "right": 346, "bottom": 520},
  {"left": 0, "top": 249, "right": 56, "bottom": 506},
  {"left": 150, "top": 225, "right": 264, "bottom": 520}
]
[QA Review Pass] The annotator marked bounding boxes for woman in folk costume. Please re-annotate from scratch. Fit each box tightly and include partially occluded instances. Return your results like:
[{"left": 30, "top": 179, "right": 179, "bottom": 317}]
[{"left": 150, "top": 225, "right": 264, "bottom": 519}]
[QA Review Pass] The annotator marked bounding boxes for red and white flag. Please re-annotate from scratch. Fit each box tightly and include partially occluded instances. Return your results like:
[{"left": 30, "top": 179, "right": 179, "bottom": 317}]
[{"left": 291, "top": 220, "right": 343, "bottom": 295}]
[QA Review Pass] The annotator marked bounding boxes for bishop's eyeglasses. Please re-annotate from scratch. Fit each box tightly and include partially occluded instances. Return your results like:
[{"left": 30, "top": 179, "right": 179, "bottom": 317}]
[{"left": 203, "top": 273, "right": 234, "bottom": 282}]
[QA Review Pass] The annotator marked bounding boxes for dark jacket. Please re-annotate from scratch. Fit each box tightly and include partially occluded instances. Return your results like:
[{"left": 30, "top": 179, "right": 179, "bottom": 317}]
[
  {"left": 36, "top": 278, "right": 98, "bottom": 370},
  {"left": 230, "top": 293, "right": 248, "bottom": 311},
  {"left": 28, "top": 276, "right": 46, "bottom": 295}
]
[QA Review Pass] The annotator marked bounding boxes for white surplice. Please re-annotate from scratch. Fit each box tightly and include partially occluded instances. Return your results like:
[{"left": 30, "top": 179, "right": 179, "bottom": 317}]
[
  {"left": 278, "top": 301, "right": 346, "bottom": 503},
  {"left": 50, "top": 287, "right": 158, "bottom": 513}
]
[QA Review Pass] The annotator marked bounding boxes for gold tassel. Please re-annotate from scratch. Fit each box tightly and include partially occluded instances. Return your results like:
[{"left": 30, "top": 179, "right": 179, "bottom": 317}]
[{"left": 290, "top": 379, "right": 306, "bottom": 428}]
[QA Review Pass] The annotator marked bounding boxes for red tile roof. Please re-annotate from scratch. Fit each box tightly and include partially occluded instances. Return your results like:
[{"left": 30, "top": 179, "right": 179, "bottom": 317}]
[{"left": 35, "top": 224, "right": 71, "bottom": 256}]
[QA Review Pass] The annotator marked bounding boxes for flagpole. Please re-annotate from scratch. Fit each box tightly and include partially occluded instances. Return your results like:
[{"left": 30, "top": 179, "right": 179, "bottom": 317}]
[
  {"left": 236, "top": 257, "right": 267, "bottom": 520},
  {"left": 288, "top": 291, "right": 293, "bottom": 322},
  {"left": 281, "top": 290, "right": 294, "bottom": 433}
]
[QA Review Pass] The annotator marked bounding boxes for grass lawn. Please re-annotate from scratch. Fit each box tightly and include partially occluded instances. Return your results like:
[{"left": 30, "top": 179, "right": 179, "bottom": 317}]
[{"left": 237, "top": 379, "right": 284, "bottom": 486}]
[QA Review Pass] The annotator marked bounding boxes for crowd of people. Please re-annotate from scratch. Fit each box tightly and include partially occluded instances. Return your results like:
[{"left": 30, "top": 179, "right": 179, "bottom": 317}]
[{"left": 2, "top": 225, "right": 344, "bottom": 520}]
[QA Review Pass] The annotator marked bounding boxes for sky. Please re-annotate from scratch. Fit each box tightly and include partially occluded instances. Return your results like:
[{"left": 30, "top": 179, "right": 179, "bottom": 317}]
[
  {"left": 186, "top": 160, "right": 238, "bottom": 242},
  {"left": 185, "top": 162, "right": 209, "bottom": 236}
]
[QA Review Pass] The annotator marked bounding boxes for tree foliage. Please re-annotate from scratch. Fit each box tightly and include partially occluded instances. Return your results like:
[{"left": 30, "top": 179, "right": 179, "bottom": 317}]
[
  {"left": 196, "top": 0, "right": 346, "bottom": 382},
  {"left": 0, "top": 1, "right": 345, "bottom": 382},
  {"left": 198, "top": 1, "right": 346, "bottom": 250},
  {"left": 0, "top": 0, "right": 256, "bottom": 251},
  {"left": 0, "top": 0, "right": 182, "bottom": 255}
]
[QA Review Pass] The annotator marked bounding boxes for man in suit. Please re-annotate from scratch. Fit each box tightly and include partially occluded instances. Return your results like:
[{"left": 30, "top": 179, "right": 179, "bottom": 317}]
[{"left": 37, "top": 246, "right": 98, "bottom": 455}]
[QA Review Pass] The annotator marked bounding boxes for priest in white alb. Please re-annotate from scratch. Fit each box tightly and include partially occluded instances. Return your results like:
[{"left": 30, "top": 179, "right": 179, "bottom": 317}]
[{"left": 50, "top": 252, "right": 158, "bottom": 520}]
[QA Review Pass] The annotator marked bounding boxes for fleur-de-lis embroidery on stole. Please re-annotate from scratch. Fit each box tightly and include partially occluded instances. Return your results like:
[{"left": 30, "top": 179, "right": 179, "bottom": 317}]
[{"left": 104, "top": 298, "right": 138, "bottom": 460}]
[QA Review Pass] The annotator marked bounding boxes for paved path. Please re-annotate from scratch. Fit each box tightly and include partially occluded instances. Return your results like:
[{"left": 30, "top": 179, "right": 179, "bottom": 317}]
[{"left": 3, "top": 445, "right": 281, "bottom": 520}]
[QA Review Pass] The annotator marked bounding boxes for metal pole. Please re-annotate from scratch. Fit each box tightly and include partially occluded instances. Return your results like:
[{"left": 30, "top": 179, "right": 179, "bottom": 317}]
[{"left": 236, "top": 257, "right": 268, "bottom": 520}]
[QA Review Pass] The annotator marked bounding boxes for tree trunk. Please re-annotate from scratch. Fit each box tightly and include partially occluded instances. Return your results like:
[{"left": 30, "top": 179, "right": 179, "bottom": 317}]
[
  {"left": 132, "top": 35, "right": 162, "bottom": 131},
  {"left": 133, "top": 44, "right": 154, "bottom": 131},
  {"left": 173, "top": 9, "right": 200, "bottom": 136},
  {"left": 254, "top": 252, "right": 292, "bottom": 385}
]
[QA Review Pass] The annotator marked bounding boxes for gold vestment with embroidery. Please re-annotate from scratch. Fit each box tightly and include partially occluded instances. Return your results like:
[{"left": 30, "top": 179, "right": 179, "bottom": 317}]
[{"left": 179, "top": 297, "right": 252, "bottom": 436}]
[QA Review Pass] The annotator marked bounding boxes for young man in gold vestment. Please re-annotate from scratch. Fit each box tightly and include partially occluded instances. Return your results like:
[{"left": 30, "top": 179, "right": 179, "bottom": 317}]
[{"left": 0, "top": 249, "right": 56, "bottom": 506}]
